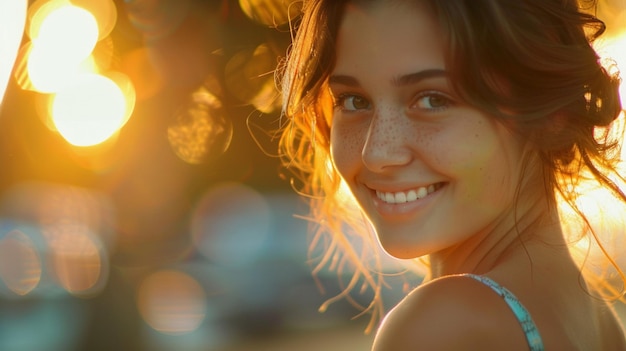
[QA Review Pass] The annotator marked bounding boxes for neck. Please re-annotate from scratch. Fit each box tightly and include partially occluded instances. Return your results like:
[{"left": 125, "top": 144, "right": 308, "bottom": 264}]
[{"left": 428, "top": 192, "right": 564, "bottom": 279}]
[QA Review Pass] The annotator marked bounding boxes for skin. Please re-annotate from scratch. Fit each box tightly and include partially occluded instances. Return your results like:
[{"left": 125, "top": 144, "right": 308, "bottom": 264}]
[
  {"left": 329, "top": 1, "right": 537, "bottom": 274},
  {"left": 328, "top": 1, "right": 626, "bottom": 349}
]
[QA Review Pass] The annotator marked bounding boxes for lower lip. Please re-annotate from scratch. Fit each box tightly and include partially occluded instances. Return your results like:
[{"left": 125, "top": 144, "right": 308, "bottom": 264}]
[{"left": 371, "top": 185, "right": 444, "bottom": 218}]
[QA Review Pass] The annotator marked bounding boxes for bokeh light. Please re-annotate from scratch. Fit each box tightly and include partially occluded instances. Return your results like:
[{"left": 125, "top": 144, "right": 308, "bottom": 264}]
[
  {"left": 34, "top": 5, "right": 99, "bottom": 61},
  {"left": 51, "top": 73, "right": 127, "bottom": 147},
  {"left": 107, "top": 70, "right": 137, "bottom": 128},
  {"left": 13, "top": 0, "right": 134, "bottom": 149},
  {"left": 27, "top": 44, "right": 96, "bottom": 94},
  {"left": 12, "top": 41, "right": 36, "bottom": 91},
  {"left": 33, "top": 183, "right": 115, "bottom": 248},
  {"left": 44, "top": 224, "right": 106, "bottom": 296},
  {"left": 191, "top": 182, "right": 272, "bottom": 267},
  {"left": 0, "top": 229, "right": 42, "bottom": 296},
  {"left": 225, "top": 44, "right": 282, "bottom": 114},
  {"left": 0, "top": 182, "right": 114, "bottom": 298},
  {"left": 137, "top": 269, "right": 207, "bottom": 335},
  {"left": 70, "top": 0, "right": 118, "bottom": 40},
  {"left": 167, "top": 81, "right": 232, "bottom": 164},
  {"left": 27, "top": 4, "right": 99, "bottom": 93},
  {"left": 27, "top": 0, "right": 72, "bottom": 40}
]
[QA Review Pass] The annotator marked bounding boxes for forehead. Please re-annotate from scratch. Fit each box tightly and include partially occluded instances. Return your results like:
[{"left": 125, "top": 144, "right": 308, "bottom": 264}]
[{"left": 332, "top": 1, "right": 445, "bottom": 77}]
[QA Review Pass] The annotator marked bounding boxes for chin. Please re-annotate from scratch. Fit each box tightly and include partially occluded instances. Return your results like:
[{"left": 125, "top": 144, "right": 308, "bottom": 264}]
[{"left": 380, "top": 242, "right": 426, "bottom": 260}]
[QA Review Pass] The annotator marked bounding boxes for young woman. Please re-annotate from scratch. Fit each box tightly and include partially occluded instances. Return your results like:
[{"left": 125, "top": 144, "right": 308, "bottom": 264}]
[{"left": 277, "top": 0, "right": 626, "bottom": 349}]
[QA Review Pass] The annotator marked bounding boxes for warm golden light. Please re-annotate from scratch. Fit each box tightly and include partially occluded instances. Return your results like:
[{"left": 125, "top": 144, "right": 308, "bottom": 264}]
[
  {"left": 560, "top": 179, "right": 626, "bottom": 270},
  {"left": 597, "top": 31, "right": 626, "bottom": 187},
  {"left": 225, "top": 44, "right": 281, "bottom": 114},
  {"left": 107, "top": 71, "right": 137, "bottom": 129},
  {"left": 35, "top": 5, "right": 98, "bottom": 60},
  {"left": 167, "top": 84, "right": 232, "bottom": 164},
  {"left": 51, "top": 73, "right": 127, "bottom": 147},
  {"left": 121, "top": 47, "right": 165, "bottom": 100},
  {"left": 596, "top": 35, "right": 626, "bottom": 108},
  {"left": 26, "top": 4, "right": 99, "bottom": 93},
  {"left": 239, "top": 0, "right": 301, "bottom": 27},
  {"left": 27, "top": 46, "right": 97, "bottom": 94},
  {"left": 27, "top": 0, "right": 64, "bottom": 40},
  {"left": 137, "top": 270, "right": 207, "bottom": 335},
  {"left": 0, "top": 230, "right": 42, "bottom": 296},
  {"left": 561, "top": 25, "right": 626, "bottom": 270},
  {"left": 70, "top": 0, "right": 118, "bottom": 40},
  {"left": 0, "top": 0, "right": 27, "bottom": 106}
]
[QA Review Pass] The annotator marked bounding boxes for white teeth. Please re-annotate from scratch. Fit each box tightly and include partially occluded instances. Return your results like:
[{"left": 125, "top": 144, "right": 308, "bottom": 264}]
[
  {"left": 376, "top": 184, "right": 439, "bottom": 204},
  {"left": 395, "top": 192, "right": 407, "bottom": 203},
  {"left": 406, "top": 190, "right": 417, "bottom": 202},
  {"left": 385, "top": 193, "right": 394, "bottom": 203},
  {"left": 416, "top": 187, "right": 427, "bottom": 198}
]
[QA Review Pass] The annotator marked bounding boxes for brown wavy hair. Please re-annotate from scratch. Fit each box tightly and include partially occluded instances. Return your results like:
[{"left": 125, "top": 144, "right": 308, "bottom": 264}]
[{"left": 277, "top": 0, "right": 624, "bottom": 332}]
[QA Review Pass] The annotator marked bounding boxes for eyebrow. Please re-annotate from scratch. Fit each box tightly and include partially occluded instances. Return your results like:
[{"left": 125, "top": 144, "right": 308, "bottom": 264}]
[{"left": 328, "top": 69, "right": 447, "bottom": 87}]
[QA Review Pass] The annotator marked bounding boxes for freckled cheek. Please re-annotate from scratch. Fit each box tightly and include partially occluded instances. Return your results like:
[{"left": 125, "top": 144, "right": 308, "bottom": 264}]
[{"left": 330, "top": 124, "right": 366, "bottom": 172}]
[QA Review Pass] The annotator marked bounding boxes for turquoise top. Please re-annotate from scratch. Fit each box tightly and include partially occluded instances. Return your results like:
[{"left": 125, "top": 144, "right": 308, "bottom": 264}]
[{"left": 464, "top": 274, "right": 544, "bottom": 351}]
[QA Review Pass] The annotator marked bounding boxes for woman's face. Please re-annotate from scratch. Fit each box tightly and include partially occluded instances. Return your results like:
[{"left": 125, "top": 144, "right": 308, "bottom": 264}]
[{"left": 329, "top": 1, "right": 526, "bottom": 259}]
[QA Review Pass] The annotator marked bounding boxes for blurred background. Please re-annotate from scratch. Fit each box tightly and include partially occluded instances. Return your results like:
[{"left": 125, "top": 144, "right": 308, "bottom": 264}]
[{"left": 0, "top": 0, "right": 624, "bottom": 350}]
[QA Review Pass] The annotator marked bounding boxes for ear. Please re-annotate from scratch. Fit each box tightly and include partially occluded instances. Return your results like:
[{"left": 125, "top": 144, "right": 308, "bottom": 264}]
[{"left": 0, "top": 0, "right": 27, "bottom": 108}]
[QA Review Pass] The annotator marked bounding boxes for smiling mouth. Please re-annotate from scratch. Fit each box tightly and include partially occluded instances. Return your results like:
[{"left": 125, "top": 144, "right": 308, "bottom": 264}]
[{"left": 375, "top": 183, "right": 445, "bottom": 204}]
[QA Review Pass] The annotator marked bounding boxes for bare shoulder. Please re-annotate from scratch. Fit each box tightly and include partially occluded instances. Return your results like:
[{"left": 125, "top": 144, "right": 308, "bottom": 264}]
[{"left": 372, "top": 275, "right": 529, "bottom": 351}]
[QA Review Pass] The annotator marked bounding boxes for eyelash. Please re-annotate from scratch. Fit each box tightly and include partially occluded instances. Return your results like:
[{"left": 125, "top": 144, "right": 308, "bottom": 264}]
[
  {"left": 332, "top": 91, "right": 454, "bottom": 113},
  {"left": 333, "top": 94, "right": 371, "bottom": 112},
  {"left": 411, "top": 91, "right": 454, "bottom": 111}
]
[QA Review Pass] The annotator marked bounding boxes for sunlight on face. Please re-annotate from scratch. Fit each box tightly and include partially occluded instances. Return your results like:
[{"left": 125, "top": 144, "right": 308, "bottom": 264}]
[{"left": 329, "top": 2, "right": 527, "bottom": 259}]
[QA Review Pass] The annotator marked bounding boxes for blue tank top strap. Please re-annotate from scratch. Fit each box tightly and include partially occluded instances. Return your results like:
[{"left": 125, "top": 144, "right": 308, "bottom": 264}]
[{"left": 464, "top": 274, "right": 544, "bottom": 351}]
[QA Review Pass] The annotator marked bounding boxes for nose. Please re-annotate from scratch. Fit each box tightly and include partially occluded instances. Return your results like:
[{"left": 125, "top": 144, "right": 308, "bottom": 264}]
[{"left": 361, "top": 107, "right": 412, "bottom": 172}]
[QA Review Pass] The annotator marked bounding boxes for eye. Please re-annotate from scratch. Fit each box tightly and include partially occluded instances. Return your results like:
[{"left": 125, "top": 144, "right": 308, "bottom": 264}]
[
  {"left": 413, "top": 92, "right": 453, "bottom": 111},
  {"left": 335, "top": 94, "right": 371, "bottom": 111}
]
